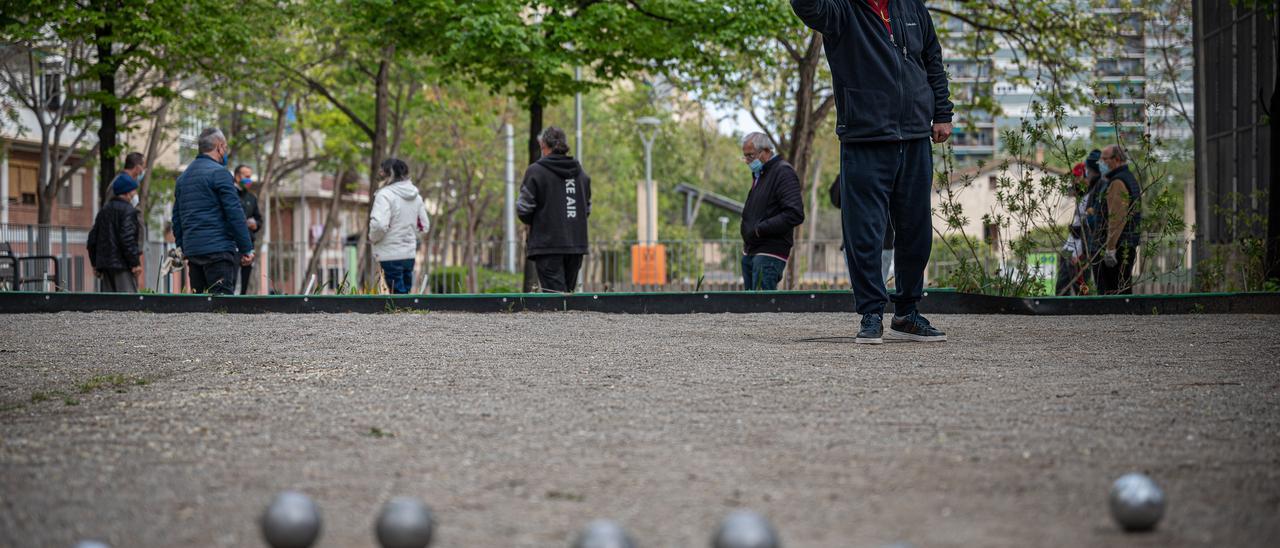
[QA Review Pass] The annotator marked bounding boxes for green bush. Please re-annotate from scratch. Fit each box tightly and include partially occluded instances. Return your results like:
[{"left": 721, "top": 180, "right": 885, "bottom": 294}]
[{"left": 425, "top": 266, "right": 522, "bottom": 294}]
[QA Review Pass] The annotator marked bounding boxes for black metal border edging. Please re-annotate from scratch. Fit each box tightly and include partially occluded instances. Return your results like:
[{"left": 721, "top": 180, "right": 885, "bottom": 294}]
[{"left": 0, "top": 290, "right": 1276, "bottom": 315}]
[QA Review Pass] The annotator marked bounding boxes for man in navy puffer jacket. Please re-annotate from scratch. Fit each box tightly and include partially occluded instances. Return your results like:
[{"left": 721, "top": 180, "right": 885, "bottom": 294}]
[
  {"left": 792, "top": 0, "right": 953, "bottom": 345},
  {"left": 171, "top": 127, "right": 254, "bottom": 295}
]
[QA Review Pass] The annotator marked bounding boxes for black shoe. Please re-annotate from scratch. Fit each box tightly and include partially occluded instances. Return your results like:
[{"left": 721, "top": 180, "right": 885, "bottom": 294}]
[
  {"left": 886, "top": 311, "right": 948, "bottom": 342},
  {"left": 855, "top": 313, "right": 883, "bottom": 345}
]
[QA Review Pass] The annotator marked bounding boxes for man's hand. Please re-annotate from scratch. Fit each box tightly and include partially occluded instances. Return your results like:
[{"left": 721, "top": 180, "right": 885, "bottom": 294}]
[
  {"left": 1104, "top": 249, "right": 1118, "bottom": 268},
  {"left": 241, "top": 253, "right": 255, "bottom": 266},
  {"left": 931, "top": 122, "right": 953, "bottom": 144},
  {"left": 247, "top": 219, "right": 259, "bottom": 232},
  {"left": 131, "top": 265, "right": 143, "bottom": 275}
]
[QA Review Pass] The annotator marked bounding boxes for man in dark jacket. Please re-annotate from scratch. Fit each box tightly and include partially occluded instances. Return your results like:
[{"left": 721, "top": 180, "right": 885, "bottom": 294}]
[
  {"left": 740, "top": 133, "right": 805, "bottom": 290},
  {"left": 172, "top": 128, "right": 254, "bottom": 295},
  {"left": 1088, "top": 144, "right": 1142, "bottom": 295},
  {"left": 87, "top": 158, "right": 144, "bottom": 292},
  {"left": 232, "top": 165, "right": 263, "bottom": 294},
  {"left": 792, "top": 0, "right": 953, "bottom": 344},
  {"left": 517, "top": 126, "right": 591, "bottom": 293}
]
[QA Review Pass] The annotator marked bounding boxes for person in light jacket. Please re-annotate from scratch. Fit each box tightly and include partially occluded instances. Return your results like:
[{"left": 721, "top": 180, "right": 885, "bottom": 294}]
[{"left": 369, "top": 158, "right": 430, "bottom": 294}]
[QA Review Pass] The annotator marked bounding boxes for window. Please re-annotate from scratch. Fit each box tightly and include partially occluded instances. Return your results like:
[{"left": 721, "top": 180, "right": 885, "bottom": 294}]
[
  {"left": 988, "top": 176, "right": 998, "bottom": 191},
  {"left": 983, "top": 223, "right": 1001, "bottom": 247},
  {"left": 71, "top": 169, "right": 84, "bottom": 207},
  {"left": 42, "top": 71, "right": 63, "bottom": 111},
  {"left": 8, "top": 161, "right": 38, "bottom": 205}
]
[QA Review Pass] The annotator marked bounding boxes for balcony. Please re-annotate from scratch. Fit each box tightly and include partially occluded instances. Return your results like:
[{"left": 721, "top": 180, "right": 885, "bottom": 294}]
[{"left": 1095, "top": 58, "right": 1146, "bottom": 78}]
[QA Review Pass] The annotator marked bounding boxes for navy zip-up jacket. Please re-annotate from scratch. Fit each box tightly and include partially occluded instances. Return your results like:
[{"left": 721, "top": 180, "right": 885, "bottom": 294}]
[
  {"left": 791, "top": 0, "right": 953, "bottom": 143},
  {"left": 172, "top": 154, "right": 254, "bottom": 258}
]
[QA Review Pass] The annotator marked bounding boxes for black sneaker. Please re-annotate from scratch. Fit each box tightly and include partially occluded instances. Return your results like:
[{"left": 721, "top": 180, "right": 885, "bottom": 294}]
[
  {"left": 855, "top": 313, "right": 883, "bottom": 344},
  {"left": 886, "top": 311, "right": 948, "bottom": 342}
]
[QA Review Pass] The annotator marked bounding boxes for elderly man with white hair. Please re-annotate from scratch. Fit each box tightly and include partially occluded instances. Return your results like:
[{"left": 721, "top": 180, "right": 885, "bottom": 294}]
[
  {"left": 171, "top": 127, "right": 255, "bottom": 295},
  {"left": 738, "top": 132, "right": 805, "bottom": 290},
  {"left": 1087, "top": 144, "right": 1143, "bottom": 294}
]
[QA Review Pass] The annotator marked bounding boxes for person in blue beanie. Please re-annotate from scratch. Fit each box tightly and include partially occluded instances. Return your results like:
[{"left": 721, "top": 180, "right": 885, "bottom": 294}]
[{"left": 87, "top": 152, "right": 145, "bottom": 292}]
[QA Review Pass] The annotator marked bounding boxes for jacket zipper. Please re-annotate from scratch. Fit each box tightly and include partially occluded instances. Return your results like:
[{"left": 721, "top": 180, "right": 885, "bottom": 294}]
[{"left": 891, "top": 0, "right": 905, "bottom": 140}]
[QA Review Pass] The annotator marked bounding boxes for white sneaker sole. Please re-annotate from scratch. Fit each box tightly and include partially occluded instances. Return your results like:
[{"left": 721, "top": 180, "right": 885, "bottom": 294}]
[
  {"left": 885, "top": 328, "right": 947, "bottom": 342},
  {"left": 854, "top": 336, "right": 883, "bottom": 345}
]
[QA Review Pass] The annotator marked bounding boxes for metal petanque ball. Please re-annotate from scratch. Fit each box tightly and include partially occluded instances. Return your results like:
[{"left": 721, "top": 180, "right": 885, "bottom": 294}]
[
  {"left": 572, "top": 519, "right": 635, "bottom": 548},
  {"left": 72, "top": 541, "right": 110, "bottom": 548},
  {"left": 712, "top": 510, "right": 780, "bottom": 548},
  {"left": 1109, "top": 473, "right": 1166, "bottom": 532},
  {"left": 261, "top": 490, "right": 322, "bottom": 548},
  {"left": 375, "top": 496, "right": 435, "bottom": 548}
]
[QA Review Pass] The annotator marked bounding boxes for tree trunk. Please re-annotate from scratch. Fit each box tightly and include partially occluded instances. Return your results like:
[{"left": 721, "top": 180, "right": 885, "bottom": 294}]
[
  {"left": 252, "top": 98, "right": 290, "bottom": 295},
  {"left": 1267, "top": 87, "right": 1279, "bottom": 281},
  {"left": 140, "top": 84, "right": 174, "bottom": 239},
  {"left": 358, "top": 44, "right": 395, "bottom": 287},
  {"left": 805, "top": 157, "right": 823, "bottom": 273},
  {"left": 302, "top": 169, "right": 352, "bottom": 293},
  {"left": 521, "top": 94, "right": 544, "bottom": 292},
  {"left": 95, "top": 21, "right": 118, "bottom": 204}
]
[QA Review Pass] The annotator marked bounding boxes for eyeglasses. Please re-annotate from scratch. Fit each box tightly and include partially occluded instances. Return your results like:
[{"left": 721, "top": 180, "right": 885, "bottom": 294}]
[{"left": 742, "top": 151, "right": 759, "bottom": 161}]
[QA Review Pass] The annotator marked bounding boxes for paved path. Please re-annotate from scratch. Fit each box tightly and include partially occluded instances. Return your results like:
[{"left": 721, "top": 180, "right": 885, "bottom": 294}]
[{"left": 1, "top": 312, "right": 1277, "bottom": 547}]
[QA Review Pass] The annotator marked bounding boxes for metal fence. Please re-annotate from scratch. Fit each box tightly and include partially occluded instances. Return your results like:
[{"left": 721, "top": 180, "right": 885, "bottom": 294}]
[
  {"left": 0, "top": 223, "right": 1198, "bottom": 296},
  {"left": 0, "top": 224, "right": 92, "bottom": 292}
]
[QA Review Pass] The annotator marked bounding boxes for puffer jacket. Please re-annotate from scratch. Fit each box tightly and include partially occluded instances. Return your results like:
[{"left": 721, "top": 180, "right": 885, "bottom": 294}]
[
  {"left": 172, "top": 154, "right": 254, "bottom": 257},
  {"left": 86, "top": 197, "right": 141, "bottom": 271},
  {"left": 368, "top": 179, "right": 430, "bottom": 262}
]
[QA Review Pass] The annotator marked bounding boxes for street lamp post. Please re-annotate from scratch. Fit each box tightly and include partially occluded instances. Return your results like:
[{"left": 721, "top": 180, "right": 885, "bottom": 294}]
[{"left": 636, "top": 116, "right": 660, "bottom": 244}]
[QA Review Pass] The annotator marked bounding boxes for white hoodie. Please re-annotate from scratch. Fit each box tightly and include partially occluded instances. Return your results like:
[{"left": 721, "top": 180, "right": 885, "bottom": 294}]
[{"left": 368, "top": 179, "right": 430, "bottom": 261}]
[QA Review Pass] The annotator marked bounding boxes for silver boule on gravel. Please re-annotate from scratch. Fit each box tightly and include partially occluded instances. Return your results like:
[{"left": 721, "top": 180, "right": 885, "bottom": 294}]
[
  {"left": 375, "top": 496, "right": 435, "bottom": 548},
  {"left": 72, "top": 541, "right": 110, "bottom": 548},
  {"left": 712, "top": 510, "right": 780, "bottom": 548},
  {"left": 1109, "top": 473, "right": 1166, "bottom": 532},
  {"left": 260, "top": 490, "right": 322, "bottom": 548},
  {"left": 572, "top": 519, "right": 636, "bottom": 548}
]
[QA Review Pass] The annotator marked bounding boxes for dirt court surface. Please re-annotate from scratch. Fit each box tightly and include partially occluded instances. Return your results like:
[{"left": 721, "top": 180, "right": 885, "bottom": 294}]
[{"left": 1, "top": 312, "right": 1278, "bottom": 548}]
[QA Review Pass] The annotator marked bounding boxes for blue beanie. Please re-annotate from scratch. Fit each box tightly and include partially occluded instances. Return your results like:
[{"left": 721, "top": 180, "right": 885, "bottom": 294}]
[
  {"left": 1085, "top": 149, "right": 1102, "bottom": 175},
  {"left": 112, "top": 174, "right": 138, "bottom": 196}
]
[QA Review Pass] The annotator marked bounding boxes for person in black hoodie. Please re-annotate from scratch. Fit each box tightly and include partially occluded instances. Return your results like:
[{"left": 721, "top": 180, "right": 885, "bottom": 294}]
[
  {"left": 740, "top": 133, "right": 805, "bottom": 290},
  {"left": 87, "top": 164, "right": 144, "bottom": 292},
  {"left": 517, "top": 126, "right": 591, "bottom": 292},
  {"left": 791, "top": 0, "right": 953, "bottom": 345}
]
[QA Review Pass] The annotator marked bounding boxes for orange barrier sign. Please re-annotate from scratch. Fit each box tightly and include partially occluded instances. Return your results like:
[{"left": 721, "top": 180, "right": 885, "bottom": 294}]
[{"left": 631, "top": 244, "right": 667, "bottom": 286}]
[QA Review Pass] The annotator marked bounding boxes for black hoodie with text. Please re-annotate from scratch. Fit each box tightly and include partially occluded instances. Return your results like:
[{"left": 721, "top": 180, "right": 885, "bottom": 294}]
[{"left": 517, "top": 154, "right": 592, "bottom": 256}]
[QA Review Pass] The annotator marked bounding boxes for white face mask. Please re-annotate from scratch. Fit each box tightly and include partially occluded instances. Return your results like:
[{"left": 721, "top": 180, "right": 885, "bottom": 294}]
[{"left": 130, "top": 194, "right": 140, "bottom": 207}]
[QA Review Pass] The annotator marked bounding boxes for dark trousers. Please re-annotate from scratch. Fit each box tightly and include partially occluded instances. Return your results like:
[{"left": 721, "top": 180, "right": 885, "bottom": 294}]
[
  {"left": 532, "top": 254, "right": 584, "bottom": 293},
  {"left": 380, "top": 259, "right": 415, "bottom": 294},
  {"left": 239, "top": 265, "right": 254, "bottom": 295},
  {"left": 839, "top": 139, "right": 933, "bottom": 316},
  {"left": 99, "top": 269, "right": 137, "bottom": 293},
  {"left": 1055, "top": 255, "right": 1090, "bottom": 296},
  {"left": 1093, "top": 244, "right": 1136, "bottom": 295},
  {"left": 741, "top": 254, "right": 786, "bottom": 290},
  {"left": 187, "top": 253, "right": 238, "bottom": 295}
]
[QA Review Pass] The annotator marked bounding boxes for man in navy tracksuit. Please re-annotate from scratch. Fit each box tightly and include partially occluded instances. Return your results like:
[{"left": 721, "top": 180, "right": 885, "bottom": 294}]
[{"left": 792, "top": 0, "right": 953, "bottom": 344}]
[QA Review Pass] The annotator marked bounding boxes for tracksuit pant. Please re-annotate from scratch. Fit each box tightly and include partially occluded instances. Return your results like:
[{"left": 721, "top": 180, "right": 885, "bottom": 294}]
[{"left": 839, "top": 138, "right": 933, "bottom": 316}]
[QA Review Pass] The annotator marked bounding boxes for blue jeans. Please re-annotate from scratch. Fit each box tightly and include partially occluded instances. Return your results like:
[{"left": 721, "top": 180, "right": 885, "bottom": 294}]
[
  {"left": 380, "top": 259, "right": 415, "bottom": 294},
  {"left": 839, "top": 139, "right": 932, "bottom": 316},
  {"left": 742, "top": 254, "right": 786, "bottom": 291}
]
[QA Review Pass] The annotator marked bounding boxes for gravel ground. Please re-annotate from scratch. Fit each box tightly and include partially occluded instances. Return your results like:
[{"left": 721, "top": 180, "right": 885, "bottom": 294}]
[{"left": 1, "top": 312, "right": 1278, "bottom": 548}]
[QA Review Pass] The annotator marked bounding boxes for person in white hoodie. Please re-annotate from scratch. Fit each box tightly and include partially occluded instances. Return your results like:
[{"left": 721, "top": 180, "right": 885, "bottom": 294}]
[{"left": 368, "top": 158, "right": 430, "bottom": 294}]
